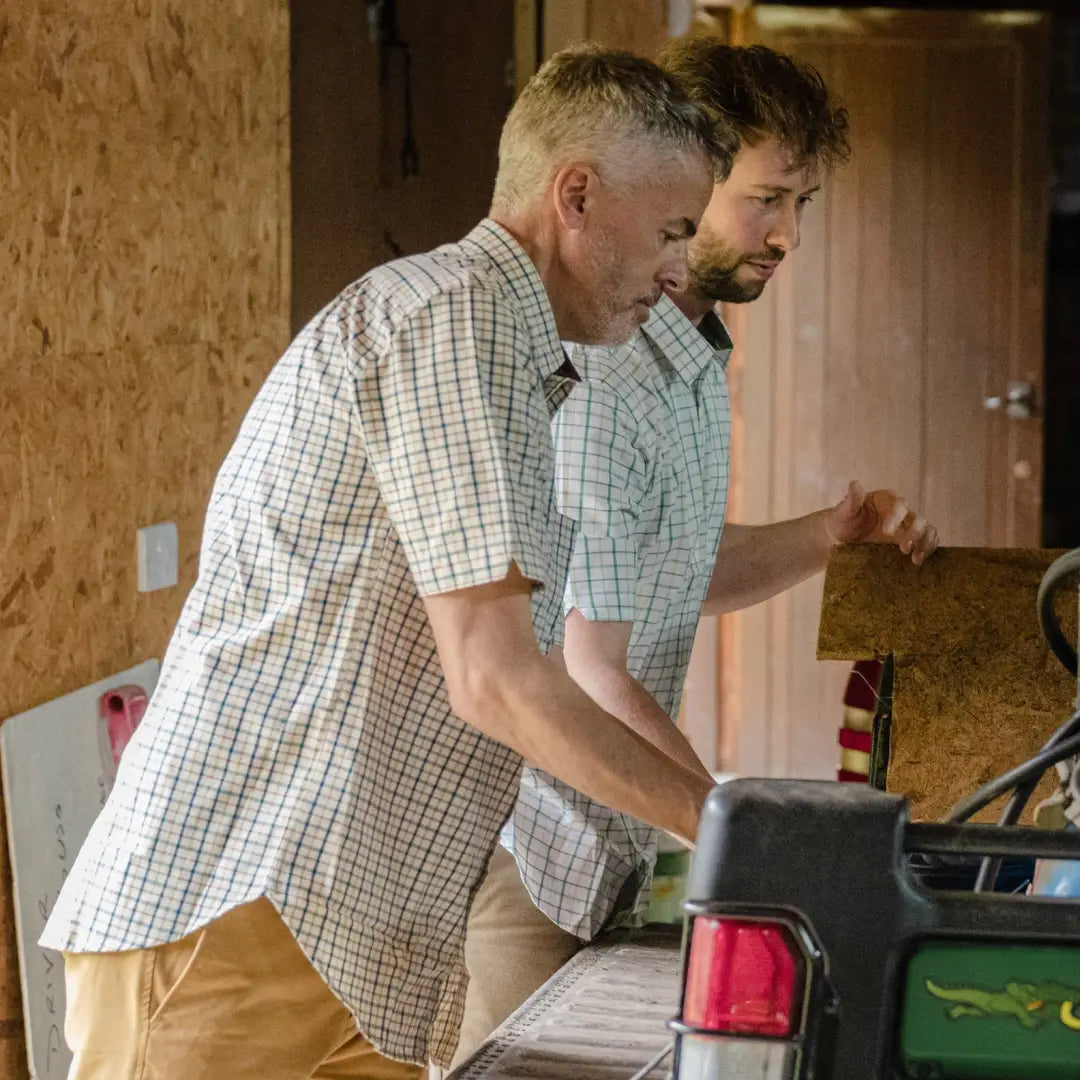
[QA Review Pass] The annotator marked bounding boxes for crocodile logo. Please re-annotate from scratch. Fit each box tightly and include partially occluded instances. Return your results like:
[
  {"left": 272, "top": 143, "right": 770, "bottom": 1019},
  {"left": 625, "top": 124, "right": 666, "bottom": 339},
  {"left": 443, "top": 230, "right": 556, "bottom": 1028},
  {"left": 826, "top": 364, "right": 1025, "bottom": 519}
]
[{"left": 926, "top": 979, "right": 1080, "bottom": 1032}]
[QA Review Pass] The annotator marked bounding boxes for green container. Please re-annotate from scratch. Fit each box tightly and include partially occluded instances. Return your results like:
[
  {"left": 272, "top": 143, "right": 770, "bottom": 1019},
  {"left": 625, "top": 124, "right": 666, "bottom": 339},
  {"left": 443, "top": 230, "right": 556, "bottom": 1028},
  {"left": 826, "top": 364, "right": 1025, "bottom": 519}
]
[
  {"left": 644, "top": 848, "right": 691, "bottom": 924},
  {"left": 900, "top": 939, "right": 1080, "bottom": 1079}
]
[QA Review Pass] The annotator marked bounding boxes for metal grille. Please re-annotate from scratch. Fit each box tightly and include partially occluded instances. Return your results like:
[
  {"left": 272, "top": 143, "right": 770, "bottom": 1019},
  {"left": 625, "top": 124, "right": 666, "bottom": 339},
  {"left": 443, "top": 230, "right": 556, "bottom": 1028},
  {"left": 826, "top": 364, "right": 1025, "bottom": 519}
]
[{"left": 449, "top": 931, "right": 682, "bottom": 1080}]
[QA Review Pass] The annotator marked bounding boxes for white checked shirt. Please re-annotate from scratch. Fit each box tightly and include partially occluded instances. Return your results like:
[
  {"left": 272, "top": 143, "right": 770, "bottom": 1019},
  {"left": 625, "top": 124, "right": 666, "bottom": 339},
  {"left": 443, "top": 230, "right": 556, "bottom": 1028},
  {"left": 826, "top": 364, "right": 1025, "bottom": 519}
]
[
  {"left": 504, "top": 294, "right": 731, "bottom": 940},
  {"left": 41, "top": 221, "right": 577, "bottom": 1066}
]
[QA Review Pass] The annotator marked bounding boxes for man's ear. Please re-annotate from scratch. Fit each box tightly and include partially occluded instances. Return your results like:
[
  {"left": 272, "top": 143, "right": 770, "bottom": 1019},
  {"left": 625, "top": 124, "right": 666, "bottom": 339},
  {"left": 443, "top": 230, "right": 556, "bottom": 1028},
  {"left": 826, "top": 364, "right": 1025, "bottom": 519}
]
[{"left": 551, "top": 163, "right": 594, "bottom": 232}]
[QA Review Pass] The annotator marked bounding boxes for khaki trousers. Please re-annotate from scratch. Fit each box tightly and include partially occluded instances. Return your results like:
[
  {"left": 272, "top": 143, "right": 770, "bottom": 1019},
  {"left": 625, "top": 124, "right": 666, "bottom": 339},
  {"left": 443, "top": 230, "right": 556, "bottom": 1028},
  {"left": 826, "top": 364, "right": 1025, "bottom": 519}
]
[
  {"left": 63, "top": 897, "right": 425, "bottom": 1080},
  {"left": 448, "top": 847, "right": 583, "bottom": 1069}
]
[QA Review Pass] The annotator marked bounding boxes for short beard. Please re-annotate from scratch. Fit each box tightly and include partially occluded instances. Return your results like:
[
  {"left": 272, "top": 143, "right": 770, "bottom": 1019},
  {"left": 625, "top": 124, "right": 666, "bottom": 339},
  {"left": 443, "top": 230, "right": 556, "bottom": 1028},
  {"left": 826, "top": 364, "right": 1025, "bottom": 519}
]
[
  {"left": 688, "top": 234, "right": 785, "bottom": 305},
  {"left": 571, "top": 235, "right": 633, "bottom": 345}
]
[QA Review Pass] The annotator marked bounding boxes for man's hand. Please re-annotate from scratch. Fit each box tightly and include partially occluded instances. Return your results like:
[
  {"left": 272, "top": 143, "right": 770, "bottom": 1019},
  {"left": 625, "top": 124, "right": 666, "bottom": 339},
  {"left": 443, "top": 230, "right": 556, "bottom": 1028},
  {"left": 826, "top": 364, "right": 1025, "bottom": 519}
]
[{"left": 824, "top": 481, "right": 938, "bottom": 565}]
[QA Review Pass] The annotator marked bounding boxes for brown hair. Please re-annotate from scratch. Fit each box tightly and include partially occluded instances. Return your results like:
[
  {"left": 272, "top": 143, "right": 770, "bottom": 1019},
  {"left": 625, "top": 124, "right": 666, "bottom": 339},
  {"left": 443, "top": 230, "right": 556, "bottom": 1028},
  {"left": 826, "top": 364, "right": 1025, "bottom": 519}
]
[
  {"left": 492, "top": 44, "right": 726, "bottom": 213},
  {"left": 657, "top": 39, "right": 850, "bottom": 180}
]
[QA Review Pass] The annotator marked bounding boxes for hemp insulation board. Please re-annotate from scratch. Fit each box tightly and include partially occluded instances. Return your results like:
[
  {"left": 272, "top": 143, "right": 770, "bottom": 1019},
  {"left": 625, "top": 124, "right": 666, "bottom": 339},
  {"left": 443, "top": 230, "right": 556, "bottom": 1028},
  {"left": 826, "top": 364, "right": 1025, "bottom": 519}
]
[
  {"left": 0, "top": 2, "right": 289, "bottom": 1074},
  {"left": 818, "top": 546, "right": 1077, "bottom": 825}
]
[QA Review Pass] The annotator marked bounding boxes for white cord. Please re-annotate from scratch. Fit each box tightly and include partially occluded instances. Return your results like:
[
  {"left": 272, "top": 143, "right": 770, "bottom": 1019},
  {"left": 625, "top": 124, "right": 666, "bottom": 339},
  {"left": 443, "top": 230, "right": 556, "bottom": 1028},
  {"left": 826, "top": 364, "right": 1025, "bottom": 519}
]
[
  {"left": 1033, "top": 753, "right": 1080, "bottom": 827},
  {"left": 627, "top": 1040, "right": 675, "bottom": 1080},
  {"left": 1068, "top": 755, "right": 1080, "bottom": 816}
]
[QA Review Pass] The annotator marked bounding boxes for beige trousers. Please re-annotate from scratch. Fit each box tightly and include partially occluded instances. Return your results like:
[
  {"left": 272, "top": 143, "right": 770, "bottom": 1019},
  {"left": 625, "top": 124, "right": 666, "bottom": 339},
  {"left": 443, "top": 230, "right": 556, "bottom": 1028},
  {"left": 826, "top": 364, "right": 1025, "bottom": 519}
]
[
  {"left": 448, "top": 847, "right": 583, "bottom": 1069},
  {"left": 63, "top": 897, "right": 425, "bottom": 1080}
]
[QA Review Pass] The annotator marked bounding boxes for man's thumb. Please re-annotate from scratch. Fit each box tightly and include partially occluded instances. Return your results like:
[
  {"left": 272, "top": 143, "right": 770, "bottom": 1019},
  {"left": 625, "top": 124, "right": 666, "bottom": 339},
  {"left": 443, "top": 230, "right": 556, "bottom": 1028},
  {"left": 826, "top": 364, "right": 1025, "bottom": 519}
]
[{"left": 843, "top": 479, "right": 865, "bottom": 513}]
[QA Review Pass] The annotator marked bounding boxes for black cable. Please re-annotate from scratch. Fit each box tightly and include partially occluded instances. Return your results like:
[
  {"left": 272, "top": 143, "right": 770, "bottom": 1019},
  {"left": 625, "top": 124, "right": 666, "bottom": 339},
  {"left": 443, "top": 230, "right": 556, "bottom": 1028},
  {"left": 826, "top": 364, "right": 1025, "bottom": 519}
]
[
  {"left": 946, "top": 729, "right": 1080, "bottom": 827},
  {"left": 370, "top": 0, "right": 420, "bottom": 178},
  {"left": 972, "top": 707, "right": 1080, "bottom": 891},
  {"left": 968, "top": 550, "right": 1080, "bottom": 891},
  {"left": 1036, "top": 547, "right": 1080, "bottom": 677}
]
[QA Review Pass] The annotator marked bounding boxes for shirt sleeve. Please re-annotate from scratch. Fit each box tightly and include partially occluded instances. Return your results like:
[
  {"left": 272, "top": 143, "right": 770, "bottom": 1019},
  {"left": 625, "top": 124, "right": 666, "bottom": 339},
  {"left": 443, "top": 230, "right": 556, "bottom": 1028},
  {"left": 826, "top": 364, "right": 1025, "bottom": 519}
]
[
  {"left": 355, "top": 286, "right": 558, "bottom": 598},
  {"left": 552, "top": 377, "right": 647, "bottom": 622}
]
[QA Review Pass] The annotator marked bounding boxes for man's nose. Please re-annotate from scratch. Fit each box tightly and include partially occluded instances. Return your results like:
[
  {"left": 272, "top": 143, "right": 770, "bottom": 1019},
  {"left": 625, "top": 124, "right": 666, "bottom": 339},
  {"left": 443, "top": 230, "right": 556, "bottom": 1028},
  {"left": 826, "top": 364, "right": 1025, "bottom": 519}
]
[
  {"left": 658, "top": 245, "right": 690, "bottom": 293},
  {"left": 767, "top": 203, "right": 801, "bottom": 254}
]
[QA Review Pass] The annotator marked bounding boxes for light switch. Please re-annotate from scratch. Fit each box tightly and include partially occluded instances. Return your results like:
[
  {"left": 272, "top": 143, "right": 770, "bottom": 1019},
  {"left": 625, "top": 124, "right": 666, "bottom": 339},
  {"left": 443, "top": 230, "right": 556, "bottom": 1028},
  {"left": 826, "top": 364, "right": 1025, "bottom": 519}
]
[{"left": 136, "top": 522, "right": 179, "bottom": 592}]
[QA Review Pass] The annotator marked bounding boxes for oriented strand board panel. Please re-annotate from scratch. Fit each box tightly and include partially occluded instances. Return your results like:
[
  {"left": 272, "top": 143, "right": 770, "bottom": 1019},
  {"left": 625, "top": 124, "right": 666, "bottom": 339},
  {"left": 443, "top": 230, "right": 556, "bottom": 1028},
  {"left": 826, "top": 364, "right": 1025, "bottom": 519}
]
[
  {"left": 0, "top": 2, "right": 290, "bottom": 357},
  {"left": 0, "top": 2, "right": 290, "bottom": 1075},
  {"left": 0, "top": 338, "right": 283, "bottom": 704},
  {"left": 818, "top": 546, "right": 1077, "bottom": 824}
]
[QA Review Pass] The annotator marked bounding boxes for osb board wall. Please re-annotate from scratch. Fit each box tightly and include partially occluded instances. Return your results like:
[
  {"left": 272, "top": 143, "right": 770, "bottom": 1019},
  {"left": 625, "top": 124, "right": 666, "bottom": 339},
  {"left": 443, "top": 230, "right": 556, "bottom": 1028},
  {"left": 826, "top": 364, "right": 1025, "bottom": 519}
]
[
  {"left": 819, "top": 546, "right": 1077, "bottom": 825},
  {"left": 0, "top": 2, "right": 290, "bottom": 1074}
]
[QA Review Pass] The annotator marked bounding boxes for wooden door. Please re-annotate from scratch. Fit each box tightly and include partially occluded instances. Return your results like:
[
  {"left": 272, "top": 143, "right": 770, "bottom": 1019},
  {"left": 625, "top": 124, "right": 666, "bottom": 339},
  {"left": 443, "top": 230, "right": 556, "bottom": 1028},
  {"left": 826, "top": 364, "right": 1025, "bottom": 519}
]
[
  {"left": 542, "top": 0, "right": 671, "bottom": 59},
  {"left": 710, "top": 7, "right": 1050, "bottom": 778}
]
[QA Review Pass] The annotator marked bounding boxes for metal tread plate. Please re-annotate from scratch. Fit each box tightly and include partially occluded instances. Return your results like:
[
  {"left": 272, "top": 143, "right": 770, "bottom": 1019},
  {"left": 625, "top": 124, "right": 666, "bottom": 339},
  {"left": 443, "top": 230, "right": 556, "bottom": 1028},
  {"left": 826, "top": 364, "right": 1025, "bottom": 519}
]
[{"left": 449, "top": 930, "right": 682, "bottom": 1080}]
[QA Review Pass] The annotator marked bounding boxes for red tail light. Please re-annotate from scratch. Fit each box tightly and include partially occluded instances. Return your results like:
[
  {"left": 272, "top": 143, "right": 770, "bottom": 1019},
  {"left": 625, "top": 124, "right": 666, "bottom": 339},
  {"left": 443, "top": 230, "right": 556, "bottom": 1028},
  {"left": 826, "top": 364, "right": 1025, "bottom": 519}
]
[{"left": 682, "top": 916, "right": 805, "bottom": 1037}]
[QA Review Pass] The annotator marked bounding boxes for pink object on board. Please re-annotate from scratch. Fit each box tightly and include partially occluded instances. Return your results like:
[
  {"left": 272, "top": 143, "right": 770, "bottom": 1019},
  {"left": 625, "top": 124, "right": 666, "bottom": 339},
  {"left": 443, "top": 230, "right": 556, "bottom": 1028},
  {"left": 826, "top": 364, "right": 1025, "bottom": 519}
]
[
  {"left": 838, "top": 728, "right": 872, "bottom": 754},
  {"left": 98, "top": 685, "right": 149, "bottom": 767}
]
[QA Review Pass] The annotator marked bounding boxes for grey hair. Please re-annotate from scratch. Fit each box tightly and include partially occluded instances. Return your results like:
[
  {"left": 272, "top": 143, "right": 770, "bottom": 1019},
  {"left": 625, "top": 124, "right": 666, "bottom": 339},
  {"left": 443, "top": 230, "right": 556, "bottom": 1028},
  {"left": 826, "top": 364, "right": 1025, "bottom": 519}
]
[{"left": 492, "top": 44, "right": 725, "bottom": 213}]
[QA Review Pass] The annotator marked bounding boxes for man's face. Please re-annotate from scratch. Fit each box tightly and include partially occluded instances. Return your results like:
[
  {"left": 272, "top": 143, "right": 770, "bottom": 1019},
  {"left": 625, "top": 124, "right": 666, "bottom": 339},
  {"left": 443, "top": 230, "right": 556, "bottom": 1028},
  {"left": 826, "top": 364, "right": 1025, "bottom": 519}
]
[
  {"left": 687, "top": 137, "right": 820, "bottom": 305},
  {"left": 564, "top": 151, "right": 713, "bottom": 345}
]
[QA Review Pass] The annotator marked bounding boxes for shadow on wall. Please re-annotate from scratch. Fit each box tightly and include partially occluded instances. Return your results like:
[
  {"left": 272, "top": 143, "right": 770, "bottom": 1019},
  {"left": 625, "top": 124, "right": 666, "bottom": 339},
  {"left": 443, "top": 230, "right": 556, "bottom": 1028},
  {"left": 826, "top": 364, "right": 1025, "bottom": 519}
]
[
  {"left": 1044, "top": 11, "right": 1080, "bottom": 546},
  {"left": 290, "top": 0, "right": 516, "bottom": 332}
]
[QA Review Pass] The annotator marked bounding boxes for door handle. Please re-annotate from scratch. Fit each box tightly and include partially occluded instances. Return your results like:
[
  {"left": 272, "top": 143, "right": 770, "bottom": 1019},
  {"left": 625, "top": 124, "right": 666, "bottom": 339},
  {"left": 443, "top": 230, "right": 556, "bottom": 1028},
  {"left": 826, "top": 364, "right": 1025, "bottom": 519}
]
[{"left": 983, "top": 380, "right": 1037, "bottom": 420}]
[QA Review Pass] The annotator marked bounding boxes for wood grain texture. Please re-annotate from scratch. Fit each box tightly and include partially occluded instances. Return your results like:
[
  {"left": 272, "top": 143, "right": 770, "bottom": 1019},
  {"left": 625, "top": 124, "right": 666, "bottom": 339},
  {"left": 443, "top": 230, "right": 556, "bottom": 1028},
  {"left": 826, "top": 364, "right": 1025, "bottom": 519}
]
[
  {"left": 542, "top": 0, "right": 668, "bottom": 59},
  {"left": 819, "top": 545, "right": 1077, "bottom": 823},
  {"left": 0, "top": 1, "right": 289, "bottom": 357},
  {"left": 290, "top": 0, "right": 515, "bottom": 329},
  {"left": 0, "top": 2, "right": 289, "bottom": 1071},
  {"left": 718, "top": 8, "right": 1049, "bottom": 781},
  {"left": 586, "top": 0, "right": 669, "bottom": 59}
]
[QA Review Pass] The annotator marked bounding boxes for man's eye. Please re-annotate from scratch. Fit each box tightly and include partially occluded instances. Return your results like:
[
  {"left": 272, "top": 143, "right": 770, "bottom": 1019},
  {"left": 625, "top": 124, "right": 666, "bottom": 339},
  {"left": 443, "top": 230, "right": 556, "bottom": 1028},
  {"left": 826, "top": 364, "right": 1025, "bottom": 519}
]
[
  {"left": 756, "top": 195, "right": 780, "bottom": 207},
  {"left": 798, "top": 196, "right": 815, "bottom": 206}
]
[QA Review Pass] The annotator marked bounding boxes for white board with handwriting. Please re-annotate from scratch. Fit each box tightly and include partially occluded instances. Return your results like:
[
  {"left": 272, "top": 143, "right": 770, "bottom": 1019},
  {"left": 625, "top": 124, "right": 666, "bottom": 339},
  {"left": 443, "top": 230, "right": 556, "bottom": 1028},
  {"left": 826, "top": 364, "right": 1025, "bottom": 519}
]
[{"left": 0, "top": 659, "right": 159, "bottom": 1080}]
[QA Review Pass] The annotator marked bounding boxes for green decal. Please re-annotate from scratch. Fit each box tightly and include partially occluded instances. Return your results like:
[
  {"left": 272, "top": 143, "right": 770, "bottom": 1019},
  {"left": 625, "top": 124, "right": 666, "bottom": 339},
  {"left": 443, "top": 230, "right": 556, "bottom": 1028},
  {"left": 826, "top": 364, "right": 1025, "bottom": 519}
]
[{"left": 926, "top": 979, "right": 1080, "bottom": 1033}]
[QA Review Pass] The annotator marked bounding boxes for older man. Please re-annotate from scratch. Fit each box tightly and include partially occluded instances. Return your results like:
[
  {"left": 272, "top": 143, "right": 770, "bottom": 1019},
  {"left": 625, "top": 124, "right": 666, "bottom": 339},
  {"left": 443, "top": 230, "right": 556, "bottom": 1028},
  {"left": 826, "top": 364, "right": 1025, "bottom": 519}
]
[
  {"left": 451, "top": 40, "right": 939, "bottom": 1066},
  {"left": 41, "top": 47, "right": 723, "bottom": 1080}
]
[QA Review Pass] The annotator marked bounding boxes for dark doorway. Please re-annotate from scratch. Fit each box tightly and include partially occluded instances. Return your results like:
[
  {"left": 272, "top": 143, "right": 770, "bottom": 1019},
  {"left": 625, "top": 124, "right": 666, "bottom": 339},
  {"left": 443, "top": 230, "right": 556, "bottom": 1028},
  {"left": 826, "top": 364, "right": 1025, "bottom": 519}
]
[{"left": 1044, "top": 10, "right": 1080, "bottom": 547}]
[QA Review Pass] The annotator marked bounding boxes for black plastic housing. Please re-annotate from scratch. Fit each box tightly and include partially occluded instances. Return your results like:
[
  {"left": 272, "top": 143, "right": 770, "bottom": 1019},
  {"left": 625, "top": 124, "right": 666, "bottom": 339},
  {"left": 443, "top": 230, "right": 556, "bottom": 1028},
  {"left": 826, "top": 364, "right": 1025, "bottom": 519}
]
[{"left": 673, "top": 778, "right": 1080, "bottom": 1080}]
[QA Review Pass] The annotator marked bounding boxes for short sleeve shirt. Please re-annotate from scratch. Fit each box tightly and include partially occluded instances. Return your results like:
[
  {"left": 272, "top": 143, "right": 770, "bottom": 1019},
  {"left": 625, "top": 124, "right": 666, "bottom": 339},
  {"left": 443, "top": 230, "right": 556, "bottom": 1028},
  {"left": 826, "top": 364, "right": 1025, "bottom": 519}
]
[
  {"left": 40, "top": 221, "right": 577, "bottom": 1066},
  {"left": 503, "top": 294, "right": 731, "bottom": 939}
]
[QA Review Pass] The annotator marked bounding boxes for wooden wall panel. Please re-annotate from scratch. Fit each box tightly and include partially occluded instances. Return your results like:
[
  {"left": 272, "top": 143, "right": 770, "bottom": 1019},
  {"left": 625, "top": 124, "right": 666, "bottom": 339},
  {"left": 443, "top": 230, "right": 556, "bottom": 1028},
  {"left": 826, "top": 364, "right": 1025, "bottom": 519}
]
[
  {"left": 776, "top": 42, "right": 836, "bottom": 778},
  {"left": 719, "top": 44, "right": 851, "bottom": 780},
  {"left": 542, "top": 0, "right": 669, "bottom": 59},
  {"left": 924, "top": 45, "right": 995, "bottom": 546},
  {"left": 0, "top": 339, "right": 281, "bottom": 695},
  {"left": 290, "top": 0, "right": 515, "bottom": 328},
  {"left": 543, "top": 0, "right": 590, "bottom": 56},
  {"left": 0, "top": 2, "right": 290, "bottom": 1073},
  {"left": 1, "top": 2, "right": 289, "bottom": 357},
  {"left": 1012, "top": 20, "right": 1050, "bottom": 550},
  {"left": 719, "top": 10, "right": 1049, "bottom": 781},
  {"left": 588, "top": 0, "right": 670, "bottom": 59}
]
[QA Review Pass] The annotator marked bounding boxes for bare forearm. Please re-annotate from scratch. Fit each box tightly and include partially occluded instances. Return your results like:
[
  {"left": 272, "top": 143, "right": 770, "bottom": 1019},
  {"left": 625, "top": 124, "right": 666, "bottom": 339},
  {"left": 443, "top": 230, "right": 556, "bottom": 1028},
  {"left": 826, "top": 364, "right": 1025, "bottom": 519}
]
[
  {"left": 703, "top": 513, "right": 833, "bottom": 615},
  {"left": 484, "top": 653, "right": 710, "bottom": 847},
  {"left": 564, "top": 657, "right": 712, "bottom": 781},
  {"left": 423, "top": 572, "right": 711, "bottom": 847}
]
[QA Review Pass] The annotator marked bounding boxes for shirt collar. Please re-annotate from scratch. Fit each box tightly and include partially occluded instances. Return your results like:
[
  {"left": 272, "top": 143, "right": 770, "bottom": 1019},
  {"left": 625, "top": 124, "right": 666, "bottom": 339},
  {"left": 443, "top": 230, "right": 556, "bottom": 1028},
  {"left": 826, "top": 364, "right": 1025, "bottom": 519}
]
[
  {"left": 462, "top": 219, "right": 567, "bottom": 379},
  {"left": 543, "top": 358, "right": 580, "bottom": 416},
  {"left": 640, "top": 293, "right": 733, "bottom": 382}
]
